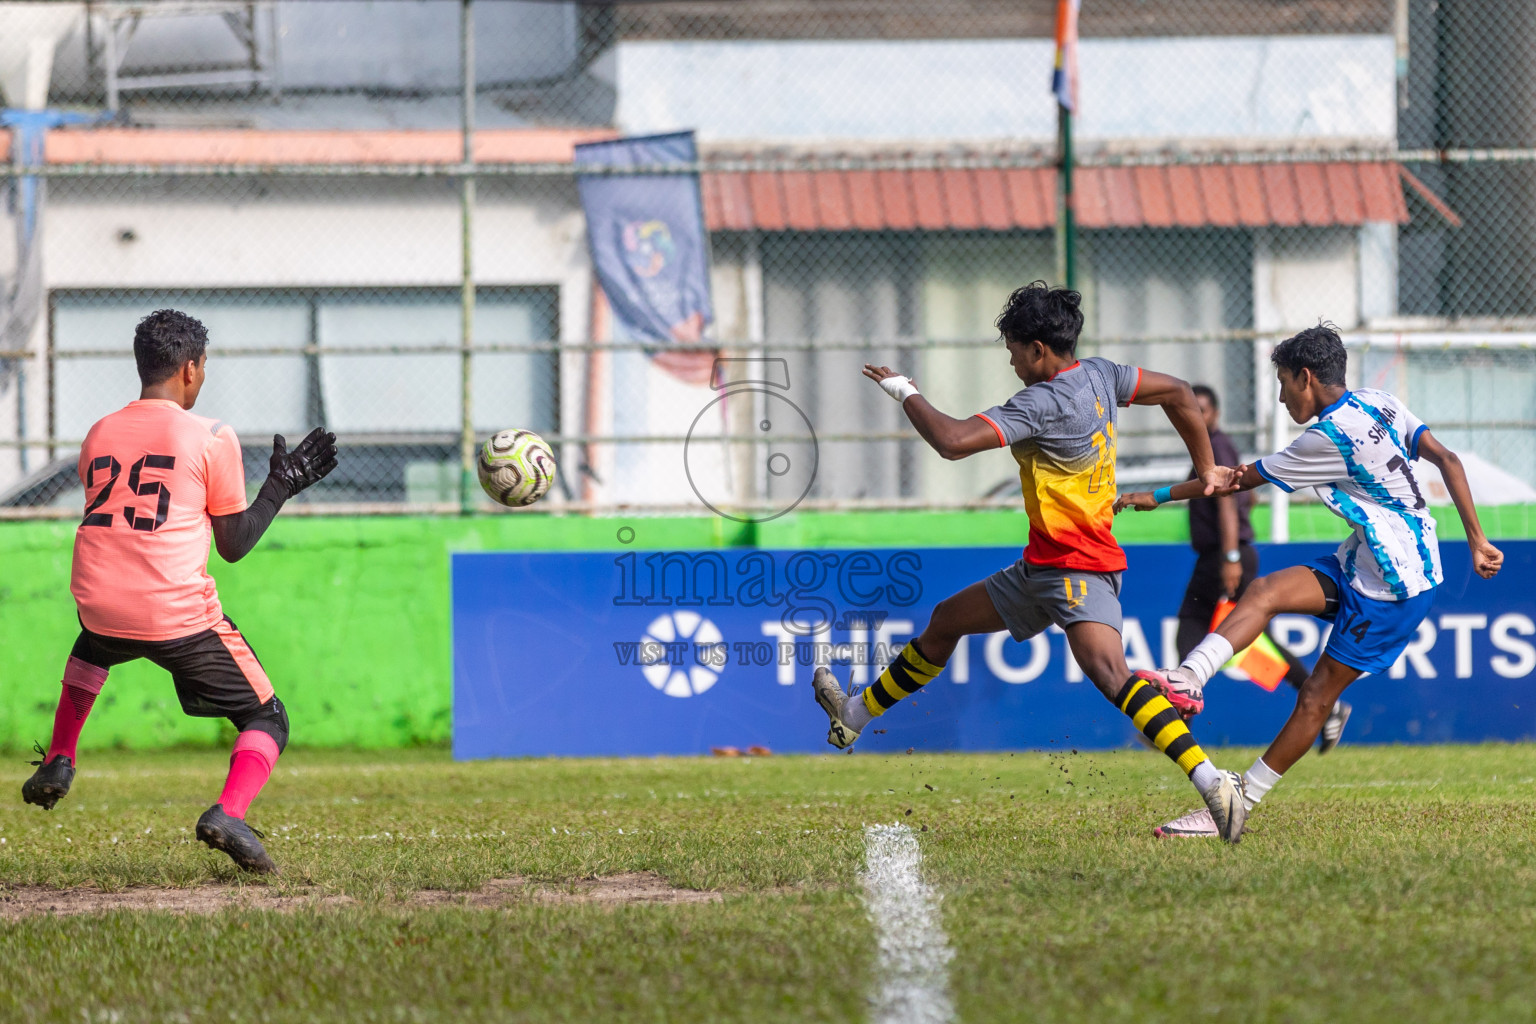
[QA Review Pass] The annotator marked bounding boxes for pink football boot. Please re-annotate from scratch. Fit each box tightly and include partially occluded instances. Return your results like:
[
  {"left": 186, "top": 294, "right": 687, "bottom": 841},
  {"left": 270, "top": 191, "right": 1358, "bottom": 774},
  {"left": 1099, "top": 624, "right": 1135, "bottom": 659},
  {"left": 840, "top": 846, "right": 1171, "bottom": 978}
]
[{"left": 1144, "top": 666, "right": 1204, "bottom": 719}]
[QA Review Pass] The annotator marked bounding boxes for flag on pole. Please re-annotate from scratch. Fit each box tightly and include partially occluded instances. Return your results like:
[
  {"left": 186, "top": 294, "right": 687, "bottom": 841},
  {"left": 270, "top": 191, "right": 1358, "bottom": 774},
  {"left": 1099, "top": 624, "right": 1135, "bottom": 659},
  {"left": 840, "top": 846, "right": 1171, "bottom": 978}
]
[
  {"left": 575, "top": 131, "right": 715, "bottom": 385},
  {"left": 1051, "top": 0, "right": 1081, "bottom": 111}
]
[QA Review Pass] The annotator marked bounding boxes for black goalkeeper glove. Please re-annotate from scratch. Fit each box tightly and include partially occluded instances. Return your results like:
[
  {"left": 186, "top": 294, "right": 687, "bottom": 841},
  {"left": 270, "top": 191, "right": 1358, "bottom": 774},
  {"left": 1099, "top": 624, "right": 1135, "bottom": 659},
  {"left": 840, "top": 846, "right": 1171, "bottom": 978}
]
[{"left": 268, "top": 427, "right": 338, "bottom": 499}]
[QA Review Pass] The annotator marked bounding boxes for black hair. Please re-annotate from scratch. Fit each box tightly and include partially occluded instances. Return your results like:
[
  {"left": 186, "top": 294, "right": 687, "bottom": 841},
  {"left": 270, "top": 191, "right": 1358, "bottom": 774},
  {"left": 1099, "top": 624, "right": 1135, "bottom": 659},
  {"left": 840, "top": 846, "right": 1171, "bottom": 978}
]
[
  {"left": 1271, "top": 322, "right": 1347, "bottom": 387},
  {"left": 1191, "top": 384, "right": 1219, "bottom": 408},
  {"left": 995, "top": 281, "right": 1084, "bottom": 356},
  {"left": 133, "top": 309, "right": 208, "bottom": 386}
]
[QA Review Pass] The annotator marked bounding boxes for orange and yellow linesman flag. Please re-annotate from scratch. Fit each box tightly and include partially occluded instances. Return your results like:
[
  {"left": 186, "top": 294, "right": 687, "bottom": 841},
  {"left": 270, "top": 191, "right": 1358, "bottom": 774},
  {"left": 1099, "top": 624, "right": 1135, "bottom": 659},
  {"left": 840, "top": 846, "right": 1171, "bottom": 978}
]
[
  {"left": 1051, "top": 0, "right": 1080, "bottom": 111},
  {"left": 1209, "top": 599, "right": 1289, "bottom": 691}
]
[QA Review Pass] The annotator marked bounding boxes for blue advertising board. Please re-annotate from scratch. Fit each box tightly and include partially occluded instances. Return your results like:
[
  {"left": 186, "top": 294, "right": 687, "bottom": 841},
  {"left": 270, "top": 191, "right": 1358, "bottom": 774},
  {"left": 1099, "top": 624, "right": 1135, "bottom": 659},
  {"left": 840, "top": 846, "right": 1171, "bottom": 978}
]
[{"left": 451, "top": 542, "right": 1536, "bottom": 759}]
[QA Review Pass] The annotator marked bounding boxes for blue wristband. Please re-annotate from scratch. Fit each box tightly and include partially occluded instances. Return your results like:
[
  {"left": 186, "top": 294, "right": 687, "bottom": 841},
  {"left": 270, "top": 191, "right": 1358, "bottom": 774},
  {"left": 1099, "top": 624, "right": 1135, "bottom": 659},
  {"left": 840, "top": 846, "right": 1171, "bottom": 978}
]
[{"left": 1152, "top": 486, "right": 1173, "bottom": 506}]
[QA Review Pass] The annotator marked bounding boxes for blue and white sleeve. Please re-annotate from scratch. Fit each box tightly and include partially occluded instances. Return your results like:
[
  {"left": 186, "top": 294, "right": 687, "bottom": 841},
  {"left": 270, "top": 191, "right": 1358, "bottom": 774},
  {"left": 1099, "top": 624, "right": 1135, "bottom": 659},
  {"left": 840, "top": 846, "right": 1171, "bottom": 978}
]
[
  {"left": 1397, "top": 403, "right": 1430, "bottom": 460},
  {"left": 1254, "top": 429, "right": 1348, "bottom": 493}
]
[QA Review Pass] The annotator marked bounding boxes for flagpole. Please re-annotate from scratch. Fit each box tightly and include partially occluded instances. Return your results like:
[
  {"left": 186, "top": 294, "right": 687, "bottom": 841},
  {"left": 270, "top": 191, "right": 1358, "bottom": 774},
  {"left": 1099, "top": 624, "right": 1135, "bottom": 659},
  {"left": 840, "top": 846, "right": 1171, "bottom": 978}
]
[
  {"left": 1052, "top": 0, "right": 1078, "bottom": 293},
  {"left": 1056, "top": 103, "right": 1076, "bottom": 292}
]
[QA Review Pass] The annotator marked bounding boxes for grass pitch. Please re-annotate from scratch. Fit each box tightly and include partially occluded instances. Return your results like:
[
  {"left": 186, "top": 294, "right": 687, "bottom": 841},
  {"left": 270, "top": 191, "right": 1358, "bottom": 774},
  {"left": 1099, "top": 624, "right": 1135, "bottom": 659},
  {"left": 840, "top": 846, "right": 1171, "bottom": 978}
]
[{"left": 1, "top": 744, "right": 1534, "bottom": 1023}]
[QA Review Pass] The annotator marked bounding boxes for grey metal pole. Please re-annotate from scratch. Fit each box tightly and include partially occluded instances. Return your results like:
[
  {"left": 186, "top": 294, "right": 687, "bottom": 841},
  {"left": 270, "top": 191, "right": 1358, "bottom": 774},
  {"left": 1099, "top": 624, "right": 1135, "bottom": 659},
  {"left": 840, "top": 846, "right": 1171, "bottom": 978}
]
[
  {"left": 744, "top": 232, "right": 766, "bottom": 505},
  {"left": 459, "top": 0, "right": 477, "bottom": 513}
]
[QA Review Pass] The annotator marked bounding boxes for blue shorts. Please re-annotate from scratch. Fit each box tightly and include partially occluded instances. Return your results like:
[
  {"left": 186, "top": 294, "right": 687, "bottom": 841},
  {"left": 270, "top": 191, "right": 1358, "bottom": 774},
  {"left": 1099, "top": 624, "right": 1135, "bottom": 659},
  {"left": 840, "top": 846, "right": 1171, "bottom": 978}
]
[{"left": 1310, "top": 555, "right": 1436, "bottom": 675}]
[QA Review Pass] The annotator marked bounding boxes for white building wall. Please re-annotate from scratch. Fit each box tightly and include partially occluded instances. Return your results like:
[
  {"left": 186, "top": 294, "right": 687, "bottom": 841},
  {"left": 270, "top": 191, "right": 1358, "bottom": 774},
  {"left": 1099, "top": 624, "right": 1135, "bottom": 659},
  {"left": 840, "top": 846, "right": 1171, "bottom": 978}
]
[
  {"left": 0, "top": 182, "right": 596, "bottom": 497},
  {"left": 42, "top": 184, "right": 586, "bottom": 290},
  {"left": 1358, "top": 221, "right": 1399, "bottom": 324},
  {"left": 616, "top": 35, "right": 1396, "bottom": 145},
  {"left": 0, "top": 180, "right": 739, "bottom": 509},
  {"left": 2, "top": 25, "right": 1410, "bottom": 505},
  {"left": 1253, "top": 228, "right": 1361, "bottom": 334},
  {"left": 1252, "top": 225, "right": 1373, "bottom": 538}
]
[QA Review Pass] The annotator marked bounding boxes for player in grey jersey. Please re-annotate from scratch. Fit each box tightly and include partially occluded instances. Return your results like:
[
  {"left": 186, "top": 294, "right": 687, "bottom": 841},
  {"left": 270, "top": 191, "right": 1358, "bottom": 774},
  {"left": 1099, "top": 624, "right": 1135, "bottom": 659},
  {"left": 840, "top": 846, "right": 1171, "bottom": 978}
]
[{"left": 812, "top": 281, "right": 1252, "bottom": 842}]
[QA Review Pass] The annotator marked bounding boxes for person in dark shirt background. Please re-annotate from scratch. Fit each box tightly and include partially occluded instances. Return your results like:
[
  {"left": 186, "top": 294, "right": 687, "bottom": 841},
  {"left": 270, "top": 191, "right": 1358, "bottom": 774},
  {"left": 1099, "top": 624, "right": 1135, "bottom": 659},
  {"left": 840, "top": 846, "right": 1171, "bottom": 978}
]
[{"left": 1177, "top": 385, "right": 1351, "bottom": 753}]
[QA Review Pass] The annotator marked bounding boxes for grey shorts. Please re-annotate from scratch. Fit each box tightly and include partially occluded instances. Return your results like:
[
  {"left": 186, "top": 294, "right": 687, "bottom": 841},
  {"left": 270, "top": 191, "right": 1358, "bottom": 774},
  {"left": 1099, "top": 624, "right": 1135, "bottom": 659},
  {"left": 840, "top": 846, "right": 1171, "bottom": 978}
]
[{"left": 983, "top": 559, "right": 1124, "bottom": 641}]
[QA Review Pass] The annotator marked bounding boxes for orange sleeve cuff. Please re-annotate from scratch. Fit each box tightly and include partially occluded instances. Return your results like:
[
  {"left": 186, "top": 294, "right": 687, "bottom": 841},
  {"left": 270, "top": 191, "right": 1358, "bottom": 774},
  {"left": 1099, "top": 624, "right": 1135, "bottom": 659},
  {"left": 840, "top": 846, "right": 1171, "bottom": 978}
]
[
  {"left": 1128, "top": 367, "right": 1143, "bottom": 404},
  {"left": 976, "top": 414, "right": 1007, "bottom": 448}
]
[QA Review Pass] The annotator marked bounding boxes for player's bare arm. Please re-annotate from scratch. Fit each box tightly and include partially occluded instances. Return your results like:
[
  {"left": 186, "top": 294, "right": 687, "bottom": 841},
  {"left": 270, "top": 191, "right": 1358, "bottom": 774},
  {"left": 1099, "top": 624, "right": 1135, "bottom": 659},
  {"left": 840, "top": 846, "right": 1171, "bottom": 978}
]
[
  {"left": 862, "top": 363, "right": 1000, "bottom": 460},
  {"left": 1134, "top": 432, "right": 1503, "bottom": 579},
  {"left": 1116, "top": 461, "right": 1254, "bottom": 513},
  {"left": 1118, "top": 370, "right": 1237, "bottom": 503},
  {"left": 1130, "top": 370, "right": 1225, "bottom": 492},
  {"left": 1218, "top": 492, "right": 1243, "bottom": 596},
  {"left": 1418, "top": 430, "right": 1503, "bottom": 578}
]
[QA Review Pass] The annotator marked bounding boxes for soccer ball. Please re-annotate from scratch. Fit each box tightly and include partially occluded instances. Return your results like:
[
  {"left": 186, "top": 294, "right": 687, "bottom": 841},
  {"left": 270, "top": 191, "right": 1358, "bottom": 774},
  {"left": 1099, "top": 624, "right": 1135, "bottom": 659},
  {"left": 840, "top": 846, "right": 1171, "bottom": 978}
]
[{"left": 477, "top": 429, "right": 556, "bottom": 507}]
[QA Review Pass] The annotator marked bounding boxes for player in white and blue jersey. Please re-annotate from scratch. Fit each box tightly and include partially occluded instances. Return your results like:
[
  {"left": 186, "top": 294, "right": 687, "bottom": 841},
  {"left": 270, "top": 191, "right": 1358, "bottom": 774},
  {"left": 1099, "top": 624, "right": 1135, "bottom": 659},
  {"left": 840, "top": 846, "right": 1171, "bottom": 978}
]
[{"left": 1116, "top": 324, "right": 1503, "bottom": 835}]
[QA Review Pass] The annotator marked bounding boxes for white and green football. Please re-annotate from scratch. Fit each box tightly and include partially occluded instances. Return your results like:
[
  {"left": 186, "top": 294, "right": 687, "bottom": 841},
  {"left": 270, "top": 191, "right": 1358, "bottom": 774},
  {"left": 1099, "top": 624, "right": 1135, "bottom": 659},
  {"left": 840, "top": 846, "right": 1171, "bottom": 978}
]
[{"left": 477, "top": 428, "right": 557, "bottom": 507}]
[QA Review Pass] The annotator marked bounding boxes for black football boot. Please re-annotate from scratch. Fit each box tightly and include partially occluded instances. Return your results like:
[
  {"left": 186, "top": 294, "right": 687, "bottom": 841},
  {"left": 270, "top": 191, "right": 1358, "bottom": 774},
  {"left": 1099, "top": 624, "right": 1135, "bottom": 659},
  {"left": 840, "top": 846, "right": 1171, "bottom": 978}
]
[
  {"left": 21, "top": 743, "right": 75, "bottom": 811},
  {"left": 196, "top": 803, "right": 278, "bottom": 874}
]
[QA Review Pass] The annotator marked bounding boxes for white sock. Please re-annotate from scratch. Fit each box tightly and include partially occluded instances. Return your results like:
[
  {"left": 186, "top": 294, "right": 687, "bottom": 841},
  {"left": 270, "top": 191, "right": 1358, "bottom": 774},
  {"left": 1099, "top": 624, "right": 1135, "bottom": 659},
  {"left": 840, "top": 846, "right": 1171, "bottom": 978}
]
[
  {"left": 1188, "top": 759, "right": 1221, "bottom": 798},
  {"left": 843, "top": 691, "right": 874, "bottom": 731},
  {"left": 1242, "top": 757, "right": 1282, "bottom": 812},
  {"left": 1180, "top": 634, "right": 1235, "bottom": 686}
]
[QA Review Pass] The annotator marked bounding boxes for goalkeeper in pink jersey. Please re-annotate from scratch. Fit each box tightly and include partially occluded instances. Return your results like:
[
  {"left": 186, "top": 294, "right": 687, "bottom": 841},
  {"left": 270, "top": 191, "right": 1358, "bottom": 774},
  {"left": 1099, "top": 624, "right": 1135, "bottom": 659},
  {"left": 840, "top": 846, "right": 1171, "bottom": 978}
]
[{"left": 22, "top": 309, "right": 337, "bottom": 873}]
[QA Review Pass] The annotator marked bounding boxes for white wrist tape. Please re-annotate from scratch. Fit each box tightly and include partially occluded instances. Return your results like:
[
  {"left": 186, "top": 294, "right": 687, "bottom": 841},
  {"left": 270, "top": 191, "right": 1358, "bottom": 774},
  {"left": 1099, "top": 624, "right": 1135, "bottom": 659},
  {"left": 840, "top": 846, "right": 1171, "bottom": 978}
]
[{"left": 878, "top": 375, "right": 919, "bottom": 403}]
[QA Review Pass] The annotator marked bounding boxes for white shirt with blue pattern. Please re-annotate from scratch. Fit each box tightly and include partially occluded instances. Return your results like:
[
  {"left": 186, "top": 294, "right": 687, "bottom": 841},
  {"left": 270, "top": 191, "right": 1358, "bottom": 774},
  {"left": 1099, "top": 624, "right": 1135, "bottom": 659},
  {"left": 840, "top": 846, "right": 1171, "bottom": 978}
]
[{"left": 1256, "top": 389, "right": 1442, "bottom": 602}]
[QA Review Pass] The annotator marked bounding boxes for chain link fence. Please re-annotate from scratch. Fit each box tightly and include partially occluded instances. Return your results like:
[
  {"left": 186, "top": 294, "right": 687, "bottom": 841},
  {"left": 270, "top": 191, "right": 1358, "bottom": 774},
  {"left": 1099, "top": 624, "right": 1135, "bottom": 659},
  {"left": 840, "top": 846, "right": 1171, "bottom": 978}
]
[{"left": 2, "top": 0, "right": 1534, "bottom": 521}]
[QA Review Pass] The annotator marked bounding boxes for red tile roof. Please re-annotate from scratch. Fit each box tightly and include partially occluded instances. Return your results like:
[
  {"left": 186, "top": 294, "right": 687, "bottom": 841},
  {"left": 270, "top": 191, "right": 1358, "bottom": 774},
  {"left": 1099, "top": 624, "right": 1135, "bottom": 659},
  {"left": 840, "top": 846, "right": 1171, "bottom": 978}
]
[{"left": 700, "top": 162, "right": 1412, "bottom": 231}]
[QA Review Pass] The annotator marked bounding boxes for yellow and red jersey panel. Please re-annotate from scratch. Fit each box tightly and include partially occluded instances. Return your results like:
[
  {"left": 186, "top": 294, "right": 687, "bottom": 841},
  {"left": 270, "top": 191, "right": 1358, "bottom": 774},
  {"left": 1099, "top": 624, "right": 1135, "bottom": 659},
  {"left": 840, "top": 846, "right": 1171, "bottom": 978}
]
[{"left": 977, "top": 357, "right": 1141, "bottom": 573}]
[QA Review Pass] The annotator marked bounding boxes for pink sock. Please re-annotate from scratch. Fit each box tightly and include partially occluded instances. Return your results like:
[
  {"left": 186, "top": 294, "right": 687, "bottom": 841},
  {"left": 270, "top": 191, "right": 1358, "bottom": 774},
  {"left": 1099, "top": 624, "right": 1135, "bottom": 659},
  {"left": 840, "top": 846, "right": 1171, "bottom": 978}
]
[
  {"left": 46, "top": 658, "right": 109, "bottom": 762},
  {"left": 218, "top": 731, "right": 280, "bottom": 819}
]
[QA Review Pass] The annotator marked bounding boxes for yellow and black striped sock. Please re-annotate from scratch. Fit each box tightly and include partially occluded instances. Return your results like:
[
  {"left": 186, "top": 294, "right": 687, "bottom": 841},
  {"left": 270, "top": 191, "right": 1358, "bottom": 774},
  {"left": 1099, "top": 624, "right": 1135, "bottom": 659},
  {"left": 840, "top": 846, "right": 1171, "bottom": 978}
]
[
  {"left": 1115, "top": 674, "right": 1209, "bottom": 777},
  {"left": 861, "top": 640, "right": 945, "bottom": 718}
]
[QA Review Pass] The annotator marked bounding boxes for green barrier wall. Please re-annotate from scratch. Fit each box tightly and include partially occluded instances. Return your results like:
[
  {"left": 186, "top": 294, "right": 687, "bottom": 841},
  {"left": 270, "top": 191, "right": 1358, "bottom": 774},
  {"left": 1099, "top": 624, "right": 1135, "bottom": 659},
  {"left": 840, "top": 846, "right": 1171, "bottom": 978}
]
[{"left": 3, "top": 503, "right": 1531, "bottom": 750}]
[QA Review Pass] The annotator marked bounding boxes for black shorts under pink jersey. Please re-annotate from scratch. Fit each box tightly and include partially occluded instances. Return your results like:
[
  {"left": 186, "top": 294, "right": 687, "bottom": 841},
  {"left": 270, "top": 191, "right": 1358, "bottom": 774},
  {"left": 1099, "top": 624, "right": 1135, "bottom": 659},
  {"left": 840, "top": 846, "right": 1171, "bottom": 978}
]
[{"left": 69, "top": 615, "right": 287, "bottom": 747}]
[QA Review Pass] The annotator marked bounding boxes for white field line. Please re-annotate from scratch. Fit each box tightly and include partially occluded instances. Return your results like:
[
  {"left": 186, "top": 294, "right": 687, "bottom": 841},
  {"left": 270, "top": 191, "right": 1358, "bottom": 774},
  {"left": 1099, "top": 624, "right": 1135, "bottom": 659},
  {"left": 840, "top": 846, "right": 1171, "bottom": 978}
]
[{"left": 862, "top": 823, "right": 955, "bottom": 1024}]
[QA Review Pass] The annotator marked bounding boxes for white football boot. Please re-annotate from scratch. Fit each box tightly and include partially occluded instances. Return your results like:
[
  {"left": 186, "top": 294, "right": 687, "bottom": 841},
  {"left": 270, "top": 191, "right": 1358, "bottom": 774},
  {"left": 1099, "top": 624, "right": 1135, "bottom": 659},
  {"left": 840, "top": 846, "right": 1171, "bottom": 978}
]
[
  {"left": 1157, "top": 771, "right": 1252, "bottom": 841},
  {"left": 1200, "top": 769, "right": 1248, "bottom": 844},
  {"left": 812, "top": 667, "right": 861, "bottom": 749},
  {"left": 1152, "top": 808, "right": 1220, "bottom": 838}
]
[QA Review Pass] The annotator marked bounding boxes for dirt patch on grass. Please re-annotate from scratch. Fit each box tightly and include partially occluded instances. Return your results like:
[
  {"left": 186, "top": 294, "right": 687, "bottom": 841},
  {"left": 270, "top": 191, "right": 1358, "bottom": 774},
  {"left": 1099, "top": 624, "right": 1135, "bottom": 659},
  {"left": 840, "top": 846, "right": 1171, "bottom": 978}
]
[
  {"left": 415, "top": 873, "right": 725, "bottom": 908},
  {"left": 0, "top": 885, "right": 341, "bottom": 917},
  {"left": 0, "top": 872, "right": 723, "bottom": 918}
]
